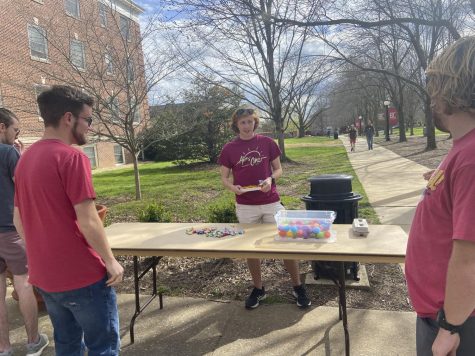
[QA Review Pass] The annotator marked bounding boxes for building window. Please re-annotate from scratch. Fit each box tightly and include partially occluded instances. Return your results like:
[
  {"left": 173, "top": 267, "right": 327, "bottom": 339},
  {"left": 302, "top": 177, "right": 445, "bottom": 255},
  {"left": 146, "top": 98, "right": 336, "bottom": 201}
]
[
  {"left": 28, "top": 24, "right": 48, "bottom": 60},
  {"left": 119, "top": 16, "right": 130, "bottom": 41},
  {"left": 114, "top": 145, "right": 124, "bottom": 164},
  {"left": 109, "top": 96, "right": 120, "bottom": 122},
  {"left": 99, "top": 2, "right": 107, "bottom": 27},
  {"left": 34, "top": 84, "right": 49, "bottom": 120},
  {"left": 104, "top": 53, "right": 113, "bottom": 74},
  {"left": 70, "top": 40, "right": 85, "bottom": 70},
  {"left": 83, "top": 145, "right": 97, "bottom": 169},
  {"left": 130, "top": 97, "right": 140, "bottom": 123},
  {"left": 126, "top": 59, "right": 134, "bottom": 81},
  {"left": 65, "top": 0, "right": 80, "bottom": 18}
]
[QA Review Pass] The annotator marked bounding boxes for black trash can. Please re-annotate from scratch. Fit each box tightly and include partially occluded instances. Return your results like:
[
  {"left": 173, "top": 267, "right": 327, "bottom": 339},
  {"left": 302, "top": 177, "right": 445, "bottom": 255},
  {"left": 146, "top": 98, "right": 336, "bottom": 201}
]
[
  {"left": 301, "top": 174, "right": 362, "bottom": 280},
  {"left": 333, "top": 131, "right": 339, "bottom": 139}
]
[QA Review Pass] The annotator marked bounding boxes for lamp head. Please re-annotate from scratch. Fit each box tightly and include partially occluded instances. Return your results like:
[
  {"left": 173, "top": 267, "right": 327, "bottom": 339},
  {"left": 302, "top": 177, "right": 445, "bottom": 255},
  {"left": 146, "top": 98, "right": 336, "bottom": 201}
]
[{"left": 384, "top": 100, "right": 390, "bottom": 106}]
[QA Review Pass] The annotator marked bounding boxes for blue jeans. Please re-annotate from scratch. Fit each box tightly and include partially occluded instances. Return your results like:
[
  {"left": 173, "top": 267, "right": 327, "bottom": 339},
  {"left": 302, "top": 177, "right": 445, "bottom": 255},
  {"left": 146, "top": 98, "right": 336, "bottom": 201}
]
[
  {"left": 366, "top": 135, "right": 374, "bottom": 150},
  {"left": 37, "top": 276, "right": 120, "bottom": 356}
]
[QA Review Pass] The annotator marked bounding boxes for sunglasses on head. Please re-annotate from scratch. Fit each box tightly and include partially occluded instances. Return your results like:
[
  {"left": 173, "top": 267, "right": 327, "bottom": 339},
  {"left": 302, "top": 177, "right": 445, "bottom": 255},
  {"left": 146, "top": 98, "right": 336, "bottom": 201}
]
[{"left": 235, "top": 108, "right": 254, "bottom": 116}]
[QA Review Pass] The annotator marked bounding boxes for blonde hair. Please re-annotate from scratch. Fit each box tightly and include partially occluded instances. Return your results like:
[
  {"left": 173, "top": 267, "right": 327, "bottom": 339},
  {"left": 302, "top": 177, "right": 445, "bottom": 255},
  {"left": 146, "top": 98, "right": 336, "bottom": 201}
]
[
  {"left": 426, "top": 36, "right": 475, "bottom": 114},
  {"left": 230, "top": 107, "right": 259, "bottom": 133}
]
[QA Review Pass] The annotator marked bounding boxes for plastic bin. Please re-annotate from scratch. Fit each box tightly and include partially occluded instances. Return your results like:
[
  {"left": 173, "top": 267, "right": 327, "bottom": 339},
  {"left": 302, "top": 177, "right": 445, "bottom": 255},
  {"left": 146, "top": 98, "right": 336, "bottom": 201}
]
[{"left": 275, "top": 210, "right": 336, "bottom": 242}]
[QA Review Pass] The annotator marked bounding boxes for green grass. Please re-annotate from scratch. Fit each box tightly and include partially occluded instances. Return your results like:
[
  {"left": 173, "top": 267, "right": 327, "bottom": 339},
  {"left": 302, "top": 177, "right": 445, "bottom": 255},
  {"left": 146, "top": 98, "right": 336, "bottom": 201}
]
[
  {"left": 93, "top": 136, "right": 379, "bottom": 225},
  {"left": 390, "top": 127, "right": 445, "bottom": 137}
]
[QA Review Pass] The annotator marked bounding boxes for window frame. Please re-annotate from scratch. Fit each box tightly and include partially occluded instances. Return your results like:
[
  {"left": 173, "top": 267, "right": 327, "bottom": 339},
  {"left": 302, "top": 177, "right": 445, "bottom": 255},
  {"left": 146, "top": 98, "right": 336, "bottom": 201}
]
[
  {"left": 113, "top": 144, "right": 125, "bottom": 165},
  {"left": 98, "top": 2, "right": 107, "bottom": 27},
  {"left": 65, "top": 0, "right": 81, "bottom": 18},
  {"left": 83, "top": 145, "right": 98, "bottom": 169},
  {"left": 119, "top": 15, "right": 131, "bottom": 42},
  {"left": 70, "top": 39, "right": 86, "bottom": 70},
  {"left": 104, "top": 52, "right": 113, "bottom": 74},
  {"left": 27, "top": 24, "right": 48, "bottom": 61}
]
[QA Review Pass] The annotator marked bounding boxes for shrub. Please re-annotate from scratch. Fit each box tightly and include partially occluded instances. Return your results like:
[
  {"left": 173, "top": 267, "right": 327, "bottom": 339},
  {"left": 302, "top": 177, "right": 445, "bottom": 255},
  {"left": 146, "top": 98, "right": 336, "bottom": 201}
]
[
  {"left": 138, "top": 202, "right": 172, "bottom": 222},
  {"left": 208, "top": 201, "right": 238, "bottom": 223}
]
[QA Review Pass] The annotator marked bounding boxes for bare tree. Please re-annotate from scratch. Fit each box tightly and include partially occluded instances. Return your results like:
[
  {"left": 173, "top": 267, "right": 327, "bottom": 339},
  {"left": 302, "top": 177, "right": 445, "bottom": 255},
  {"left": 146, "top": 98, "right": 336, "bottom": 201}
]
[{"left": 165, "top": 0, "right": 319, "bottom": 159}]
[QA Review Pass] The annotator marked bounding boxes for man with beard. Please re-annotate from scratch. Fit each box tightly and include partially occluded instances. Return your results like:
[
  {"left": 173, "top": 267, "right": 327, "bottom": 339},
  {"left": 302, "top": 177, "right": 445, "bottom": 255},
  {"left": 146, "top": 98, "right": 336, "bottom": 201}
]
[
  {"left": 0, "top": 108, "right": 48, "bottom": 356},
  {"left": 13, "top": 85, "right": 124, "bottom": 355},
  {"left": 405, "top": 36, "right": 475, "bottom": 356}
]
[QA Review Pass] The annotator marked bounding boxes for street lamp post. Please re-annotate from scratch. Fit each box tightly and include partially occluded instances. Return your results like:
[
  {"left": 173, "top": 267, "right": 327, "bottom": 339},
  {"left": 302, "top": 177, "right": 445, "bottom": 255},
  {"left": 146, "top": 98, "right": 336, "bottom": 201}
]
[
  {"left": 384, "top": 100, "right": 390, "bottom": 141},
  {"left": 358, "top": 116, "right": 363, "bottom": 136}
]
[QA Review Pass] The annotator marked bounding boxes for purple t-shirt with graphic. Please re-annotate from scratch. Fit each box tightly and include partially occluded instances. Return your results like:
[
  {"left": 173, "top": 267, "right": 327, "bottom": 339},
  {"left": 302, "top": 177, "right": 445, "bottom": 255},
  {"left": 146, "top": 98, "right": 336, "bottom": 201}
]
[{"left": 218, "top": 134, "right": 281, "bottom": 205}]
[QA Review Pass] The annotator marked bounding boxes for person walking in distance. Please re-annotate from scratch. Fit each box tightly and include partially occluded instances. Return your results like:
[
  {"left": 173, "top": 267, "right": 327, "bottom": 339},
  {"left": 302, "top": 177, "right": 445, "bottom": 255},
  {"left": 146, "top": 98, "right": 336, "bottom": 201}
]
[
  {"left": 219, "top": 108, "right": 311, "bottom": 310},
  {"left": 364, "top": 122, "right": 375, "bottom": 150},
  {"left": 13, "top": 86, "right": 124, "bottom": 355},
  {"left": 348, "top": 125, "right": 357, "bottom": 152},
  {"left": 405, "top": 36, "right": 475, "bottom": 356},
  {"left": 0, "top": 108, "right": 49, "bottom": 356}
]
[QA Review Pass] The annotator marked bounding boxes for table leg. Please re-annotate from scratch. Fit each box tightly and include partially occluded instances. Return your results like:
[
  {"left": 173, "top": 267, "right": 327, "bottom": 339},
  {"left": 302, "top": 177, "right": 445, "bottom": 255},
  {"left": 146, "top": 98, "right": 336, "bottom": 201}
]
[
  {"left": 338, "top": 262, "right": 350, "bottom": 356},
  {"left": 129, "top": 256, "right": 163, "bottom": 344}
]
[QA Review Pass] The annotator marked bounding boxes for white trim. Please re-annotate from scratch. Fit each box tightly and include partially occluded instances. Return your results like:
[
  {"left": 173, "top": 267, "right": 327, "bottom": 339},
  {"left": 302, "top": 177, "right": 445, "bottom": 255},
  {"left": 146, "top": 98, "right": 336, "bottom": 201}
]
[{"left": 27, "top": 24, "right": 48, "bottom": 61}]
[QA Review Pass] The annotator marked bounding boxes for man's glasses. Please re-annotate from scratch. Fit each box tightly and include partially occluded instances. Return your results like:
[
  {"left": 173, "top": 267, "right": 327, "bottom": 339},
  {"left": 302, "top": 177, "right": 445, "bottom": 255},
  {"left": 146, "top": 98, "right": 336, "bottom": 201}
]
[
  {"left": 235, "top": 108, "right": 254, "bottom": 117},
  {"left": 12, "top": 127, "right": 20, "bottom": 134},
  {"left": 78, "top": 116, "right": 93, "bottom": 127}
]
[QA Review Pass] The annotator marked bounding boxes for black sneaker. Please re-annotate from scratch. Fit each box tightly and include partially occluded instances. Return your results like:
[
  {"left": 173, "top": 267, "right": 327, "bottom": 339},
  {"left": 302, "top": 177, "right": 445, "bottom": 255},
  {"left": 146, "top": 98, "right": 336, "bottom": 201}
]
[
  {"left": 292, "top": 284, "right": 311, "bottom": 308},
  {"left": 245, "top": 287, "right": 266, "bottom": 309}
]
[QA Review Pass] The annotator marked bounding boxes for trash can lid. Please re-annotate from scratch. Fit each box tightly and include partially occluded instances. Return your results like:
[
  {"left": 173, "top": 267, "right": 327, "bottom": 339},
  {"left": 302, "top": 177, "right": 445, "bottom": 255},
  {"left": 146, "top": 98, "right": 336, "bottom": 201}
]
[{"left": 307, "top": 174, "right": 354, "bottom": 197}]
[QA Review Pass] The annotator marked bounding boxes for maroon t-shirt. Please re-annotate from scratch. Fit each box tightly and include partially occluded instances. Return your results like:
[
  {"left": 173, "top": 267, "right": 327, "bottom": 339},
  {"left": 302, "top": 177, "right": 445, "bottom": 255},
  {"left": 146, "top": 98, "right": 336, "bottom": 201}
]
[
  {"left": 14, "top": 139, "right": 106, "bottom": 292},
  {"left": 406, "top": 128, "right": 475, "bottom": 318},
  {"left": 219, "top": 134, "right": 281, "bottom": 205}
]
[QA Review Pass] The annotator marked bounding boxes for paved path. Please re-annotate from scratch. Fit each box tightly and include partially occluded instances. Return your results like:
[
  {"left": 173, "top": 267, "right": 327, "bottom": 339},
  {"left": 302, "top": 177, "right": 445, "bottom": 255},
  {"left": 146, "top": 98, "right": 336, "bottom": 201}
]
[{"left": 342, "top": 134, "right": 431, "bottom": 232}]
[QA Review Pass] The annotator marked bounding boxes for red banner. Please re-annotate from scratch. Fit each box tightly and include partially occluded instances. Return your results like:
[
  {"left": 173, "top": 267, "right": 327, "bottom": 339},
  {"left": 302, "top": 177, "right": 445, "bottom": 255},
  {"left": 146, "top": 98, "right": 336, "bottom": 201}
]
[{"left": 388, "top": 108, "right": 398, "bottom": 126}]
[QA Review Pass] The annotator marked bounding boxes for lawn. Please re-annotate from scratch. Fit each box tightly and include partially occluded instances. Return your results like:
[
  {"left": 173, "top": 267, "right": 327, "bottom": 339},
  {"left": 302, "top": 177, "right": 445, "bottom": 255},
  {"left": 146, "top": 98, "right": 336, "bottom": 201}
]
[
  {"left": 93, "top": 136, "right": 379, "bottom": 225},
  {"left": 387, "top": 126, "right": 445, "bottom": 137}
]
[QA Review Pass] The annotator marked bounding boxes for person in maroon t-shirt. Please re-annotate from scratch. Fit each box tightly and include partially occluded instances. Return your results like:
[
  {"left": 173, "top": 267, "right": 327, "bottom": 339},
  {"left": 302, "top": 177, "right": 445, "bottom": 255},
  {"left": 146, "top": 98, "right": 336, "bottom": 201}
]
[
  {"left": 219, "top": 108, "right": 310, "bottom": 309},
  {"left": 405, "top": 37, "right": 475, "bottom": 356}
]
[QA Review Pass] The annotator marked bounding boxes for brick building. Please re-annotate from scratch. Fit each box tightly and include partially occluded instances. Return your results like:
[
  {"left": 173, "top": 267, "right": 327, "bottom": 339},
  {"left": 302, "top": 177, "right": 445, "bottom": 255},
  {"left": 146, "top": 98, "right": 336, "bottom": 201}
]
[{"left": 0, "top": 0, "right": 149, "bottom": 168}]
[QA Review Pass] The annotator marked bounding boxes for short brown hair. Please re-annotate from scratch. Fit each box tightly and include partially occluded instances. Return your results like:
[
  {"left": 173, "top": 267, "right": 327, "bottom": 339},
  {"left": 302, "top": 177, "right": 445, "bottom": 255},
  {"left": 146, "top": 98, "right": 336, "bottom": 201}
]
[
  {"left": 37, "top": 85, "right": 94, "bottom": 127},
  {"left": 426, "top": 36, "right": 475, "bottom": 114},
  {"left": 0, "top": 108, "right": 18, "bottom": 127},
  {"left": 231, "top": 108, "right": 259, "bottom": 133}
]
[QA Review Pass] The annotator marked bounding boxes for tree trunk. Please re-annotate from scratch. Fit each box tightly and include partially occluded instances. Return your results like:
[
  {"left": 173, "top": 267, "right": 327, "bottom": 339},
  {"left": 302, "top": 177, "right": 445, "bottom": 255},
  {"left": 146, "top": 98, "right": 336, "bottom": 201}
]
[
  {"left": 396, "top": 80, "right": 407, "bottom": 142},
  {"left": 133, "top": 153, "right": 142, "bottom": 200},
  {"left": 298, "top": 124, "right": 305, "bottom": 138}
]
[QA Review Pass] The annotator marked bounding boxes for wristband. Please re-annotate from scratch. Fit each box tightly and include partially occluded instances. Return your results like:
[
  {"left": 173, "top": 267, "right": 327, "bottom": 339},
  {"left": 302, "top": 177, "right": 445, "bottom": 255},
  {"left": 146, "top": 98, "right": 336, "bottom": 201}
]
[{"left": 436, "top": 309, "right": 463, "bottom": 334}]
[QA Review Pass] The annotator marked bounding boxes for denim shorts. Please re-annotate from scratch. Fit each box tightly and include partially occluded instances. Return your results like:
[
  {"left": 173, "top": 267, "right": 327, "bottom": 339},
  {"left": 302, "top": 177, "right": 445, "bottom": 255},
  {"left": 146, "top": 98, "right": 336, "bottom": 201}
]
[
  {"left": 0, "top": 231, "right": 28, "bottom": 275},
  {"left": 37, "top": 275, "right": 120, "bottom": 356}
]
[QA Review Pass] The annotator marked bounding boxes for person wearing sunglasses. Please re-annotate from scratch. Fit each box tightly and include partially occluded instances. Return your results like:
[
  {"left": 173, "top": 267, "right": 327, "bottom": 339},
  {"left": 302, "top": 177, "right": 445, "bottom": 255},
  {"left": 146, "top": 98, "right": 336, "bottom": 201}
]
[
  {"left": 219, "top": 107, "right": 311, "bottom": 310},
  {"left": 13, "top": 85, "right": 123, "bottom": 355},
  {"left": 0, "top": 108, "right": 48, "bottom": 356}
]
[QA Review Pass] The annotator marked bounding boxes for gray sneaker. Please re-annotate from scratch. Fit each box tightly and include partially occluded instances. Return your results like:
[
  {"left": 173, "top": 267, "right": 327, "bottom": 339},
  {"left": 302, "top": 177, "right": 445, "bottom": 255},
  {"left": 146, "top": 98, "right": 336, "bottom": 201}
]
[
  {"left": 0, "top": 348, "right": 13, "bottom": 356},
  {"left": 26, "top": 333, "right": 49, "bottom": 356}
]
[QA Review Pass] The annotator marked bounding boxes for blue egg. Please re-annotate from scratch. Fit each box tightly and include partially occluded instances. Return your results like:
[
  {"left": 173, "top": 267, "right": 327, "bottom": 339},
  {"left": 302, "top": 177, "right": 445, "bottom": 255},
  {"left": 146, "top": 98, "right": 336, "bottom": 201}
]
[{"left": 312, "top": 227, "right": 321, "bottom": 234}]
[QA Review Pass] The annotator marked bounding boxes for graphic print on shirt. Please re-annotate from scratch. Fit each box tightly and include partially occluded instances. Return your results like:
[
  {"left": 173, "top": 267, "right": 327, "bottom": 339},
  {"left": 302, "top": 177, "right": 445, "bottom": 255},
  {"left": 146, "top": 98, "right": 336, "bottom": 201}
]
[
  {"left": 422, "top": 168, "right": 445, "bottom": 199},
  {"left": 236, "top": 147, "right": 267, "bottom": 168}
]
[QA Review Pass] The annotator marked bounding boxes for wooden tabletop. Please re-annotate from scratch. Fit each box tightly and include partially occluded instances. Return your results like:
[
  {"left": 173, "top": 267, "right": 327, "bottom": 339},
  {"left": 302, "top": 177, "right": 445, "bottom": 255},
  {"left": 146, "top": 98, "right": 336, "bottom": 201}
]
[{"left": 105, "top": 223, "right": 407, "bottom": 263}]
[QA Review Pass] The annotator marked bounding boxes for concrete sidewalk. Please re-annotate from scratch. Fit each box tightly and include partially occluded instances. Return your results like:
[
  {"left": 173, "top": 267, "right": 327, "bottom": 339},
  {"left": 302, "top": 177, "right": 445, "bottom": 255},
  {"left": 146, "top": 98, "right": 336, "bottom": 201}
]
[
  {"left": 5, "top": 289, "right": 416, "bottom": 356},
  {"left": 342, "top": 134, "right": 431, "bottom": 232},
  {"left": 5, "top": 135, "right": 433, "bottom": 356}
]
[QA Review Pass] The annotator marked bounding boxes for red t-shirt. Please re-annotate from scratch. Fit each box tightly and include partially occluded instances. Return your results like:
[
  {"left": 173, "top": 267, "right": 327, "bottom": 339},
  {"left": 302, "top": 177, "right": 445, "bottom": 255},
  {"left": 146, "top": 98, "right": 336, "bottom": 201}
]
[
  {"left": 218, "top": 134, "right": 281, "bottom": 205},
  {"left": 14, "top": 139, "right": 106, "bottom": 292},
  {"left": 405, "top": 128, "right": 475, "bottom": 318}
]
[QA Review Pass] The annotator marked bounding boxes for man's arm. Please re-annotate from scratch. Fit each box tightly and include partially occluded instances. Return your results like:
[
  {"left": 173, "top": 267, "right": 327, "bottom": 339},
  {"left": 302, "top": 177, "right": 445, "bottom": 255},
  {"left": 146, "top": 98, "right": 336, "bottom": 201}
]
[
  {"left": 74, "top": 199, "right": 124, "bottom": 286},
  {"left": 260, "top": 157, "right": 282, "bottom": 193},
  {"left": 220, "top": 165, "right": 243, "bottom": 195},
  {"left": 432, "top": 239, "right": 475, "bottom": 355},
  {"left": 13, "top": 207, "right": 25, "bottom": 240}
]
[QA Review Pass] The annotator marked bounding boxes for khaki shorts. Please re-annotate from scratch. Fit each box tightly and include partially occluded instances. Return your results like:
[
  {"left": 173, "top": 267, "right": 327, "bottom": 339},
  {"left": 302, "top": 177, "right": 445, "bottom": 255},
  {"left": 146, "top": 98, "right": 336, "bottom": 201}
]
[
  {"left": 0, "top": 231, "right": 28, "bottom": 275},
  {"left": 235, "top": 202, "right": 285, "bottom": 224}
]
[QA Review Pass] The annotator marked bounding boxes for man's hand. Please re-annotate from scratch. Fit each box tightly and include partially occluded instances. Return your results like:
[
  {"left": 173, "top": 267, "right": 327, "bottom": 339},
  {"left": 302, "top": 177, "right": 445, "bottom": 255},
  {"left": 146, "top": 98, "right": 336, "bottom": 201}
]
[
  {"left": 259, "top": 177, "right": 272, "bottom": 193},
  {"left": 233, "top": 185, "right": 244, "bottom": 195},
  {"left": 423, "top": 170, "right": 435, "bottom": 181},
  {"left": 432, "top": 328, "right": 460, "bottom": 356},
  {"left": 105, "top": 259, "right": 124, "bottom": 286}
]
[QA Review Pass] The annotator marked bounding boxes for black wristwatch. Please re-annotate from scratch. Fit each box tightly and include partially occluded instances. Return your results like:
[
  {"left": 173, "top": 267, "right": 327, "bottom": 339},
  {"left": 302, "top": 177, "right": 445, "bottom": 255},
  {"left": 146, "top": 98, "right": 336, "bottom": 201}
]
[{"left": 436, "top": 309, "right": 463, "bottom": 334}]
